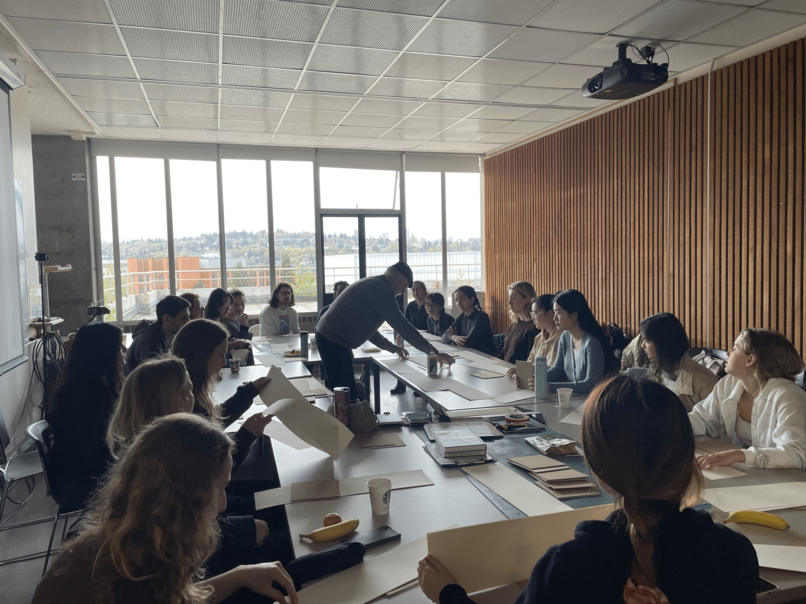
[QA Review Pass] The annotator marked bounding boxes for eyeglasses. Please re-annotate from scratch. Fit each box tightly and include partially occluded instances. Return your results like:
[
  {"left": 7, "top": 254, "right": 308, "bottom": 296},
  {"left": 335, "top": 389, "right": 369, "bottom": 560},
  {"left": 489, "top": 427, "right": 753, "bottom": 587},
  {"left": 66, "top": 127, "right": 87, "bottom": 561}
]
[{"left": 279, "top": 290, "right": 292, "bottom": 295}]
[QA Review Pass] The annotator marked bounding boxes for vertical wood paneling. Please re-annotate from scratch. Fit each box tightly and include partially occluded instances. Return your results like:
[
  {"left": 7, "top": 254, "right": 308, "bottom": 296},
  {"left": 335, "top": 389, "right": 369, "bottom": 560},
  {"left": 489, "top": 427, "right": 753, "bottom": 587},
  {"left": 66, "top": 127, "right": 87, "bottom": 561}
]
[{"left": 484, "top": 37, "right": 806, "bottom": 356}]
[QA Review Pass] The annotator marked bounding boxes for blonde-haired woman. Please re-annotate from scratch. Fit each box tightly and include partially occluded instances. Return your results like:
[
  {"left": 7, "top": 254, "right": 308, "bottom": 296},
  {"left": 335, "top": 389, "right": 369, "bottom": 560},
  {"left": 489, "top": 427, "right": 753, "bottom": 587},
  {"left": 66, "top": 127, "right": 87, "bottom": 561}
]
[
  {"left": 691, "top": 328, "right": 806, "bottom": 470},
  {"left": 33, "top": 414, "right": 297, "bottom": 604},
  {"left": 496, "top": 281, "right": 538, "bottom": 364}
]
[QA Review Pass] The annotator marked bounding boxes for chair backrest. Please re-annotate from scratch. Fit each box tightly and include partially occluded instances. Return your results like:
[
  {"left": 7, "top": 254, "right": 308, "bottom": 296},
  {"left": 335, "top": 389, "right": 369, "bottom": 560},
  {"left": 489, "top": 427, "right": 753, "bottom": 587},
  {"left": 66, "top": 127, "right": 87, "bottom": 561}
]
[
  {"left": 248, "top": 324, "right": 260, "bottom": 336},
  {"left": 26, "top": 420, "right": 53, "bottom": 496}
]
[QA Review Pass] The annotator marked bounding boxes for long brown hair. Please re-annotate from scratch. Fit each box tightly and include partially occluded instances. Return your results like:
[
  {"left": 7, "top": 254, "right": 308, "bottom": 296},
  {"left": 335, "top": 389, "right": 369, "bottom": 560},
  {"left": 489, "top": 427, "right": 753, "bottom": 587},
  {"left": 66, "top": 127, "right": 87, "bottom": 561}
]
[
  {"left": 171, "top": 319, "right": 228, "bottom": 422},
  {"left": 736, "top": 328, "right": 805, "bottom": 384},
  {"left": 50, "top": 414, "right": 233, "bottom": 604},
  {"left": 582, "top": 375, "right": 703, "bottom": 587},
  {"left": 507, "top": 281, "right": 537, "bottom": 323}
]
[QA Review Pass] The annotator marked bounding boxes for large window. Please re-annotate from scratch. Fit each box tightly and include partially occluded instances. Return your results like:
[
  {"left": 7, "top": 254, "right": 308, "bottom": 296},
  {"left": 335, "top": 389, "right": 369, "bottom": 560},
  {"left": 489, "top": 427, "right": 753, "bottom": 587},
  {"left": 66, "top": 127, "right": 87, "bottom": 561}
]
[
  {"left": 96, "top": 157, "right": 116, "bottom": 319},
  {"left": 405, "top": 172, "right": 442, "bottom": 293},
  {"left": 320, "top": 167, "right": 400, "bottom": 210},
  {"left": 446, "top": 172, "right": 482, "bottom": 294}
]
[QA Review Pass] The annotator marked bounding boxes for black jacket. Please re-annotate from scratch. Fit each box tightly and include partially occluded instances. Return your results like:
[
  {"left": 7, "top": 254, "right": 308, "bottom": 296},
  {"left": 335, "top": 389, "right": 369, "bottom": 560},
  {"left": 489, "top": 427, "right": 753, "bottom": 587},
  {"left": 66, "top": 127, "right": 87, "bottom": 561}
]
[
  {"left": 440, "top": 310, "right": 496, "bottom": 356},
  {"left": 404, "top": 300, "right": 429, "bottom": 331},
  {"left": 124, "top": 320, "right": 168, "bottom": 375}
]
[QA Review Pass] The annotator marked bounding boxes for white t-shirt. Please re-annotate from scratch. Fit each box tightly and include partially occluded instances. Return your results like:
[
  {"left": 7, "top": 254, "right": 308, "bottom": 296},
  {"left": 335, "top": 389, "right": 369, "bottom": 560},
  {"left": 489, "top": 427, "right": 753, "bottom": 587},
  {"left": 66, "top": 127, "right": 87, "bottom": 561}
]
[
  {"left": 735, "top": 414, "right": 753, "bottom": 446},
  {"left": 259, "top": 305, "right": 300, "bottom": 337}
]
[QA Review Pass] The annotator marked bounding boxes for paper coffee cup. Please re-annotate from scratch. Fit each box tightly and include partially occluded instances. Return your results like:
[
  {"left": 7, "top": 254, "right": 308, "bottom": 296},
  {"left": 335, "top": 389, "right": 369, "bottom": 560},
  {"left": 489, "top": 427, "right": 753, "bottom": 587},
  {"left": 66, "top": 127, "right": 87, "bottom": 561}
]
[
  {"left": 557, "top": 388, "right": 573, "bottom": 408},
  {"left": 367, "top": 478, "right": 392, "bottom": 515}
]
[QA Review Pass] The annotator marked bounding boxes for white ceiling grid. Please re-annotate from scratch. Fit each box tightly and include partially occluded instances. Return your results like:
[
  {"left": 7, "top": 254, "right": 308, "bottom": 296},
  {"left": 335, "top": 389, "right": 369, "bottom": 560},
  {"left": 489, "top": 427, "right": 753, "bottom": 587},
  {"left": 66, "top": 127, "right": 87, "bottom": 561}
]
[{"left": 1, "top": 0, "right": 806, "bottom": 153}]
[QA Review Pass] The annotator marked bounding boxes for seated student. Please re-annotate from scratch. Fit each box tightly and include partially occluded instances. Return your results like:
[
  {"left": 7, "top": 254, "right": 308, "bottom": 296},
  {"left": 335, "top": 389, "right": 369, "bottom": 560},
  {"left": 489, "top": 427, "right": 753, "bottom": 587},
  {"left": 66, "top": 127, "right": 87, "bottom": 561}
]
[
  {"left": 205, "top": 288, "right": 250, "bottom": 353},
  {"left": 316, "top": 280, "right": 348, "bottom": 326},
  {"left": 639, "top": 313, "right": 717, "bottom": 412},
  {"left": 691, "top": 328, "right": 806, "bottom": 470},
  {"left": 44, "top": 322, "right": 123, "bottom": 511},
  {"left": 442, "top": 286, "right": 496, "bottom": 356},
  {"left": 124, "top": 294, "right": 190, "bottom": 375},
  {"left": 418, "top": 375, "right": 758, "bottom": 604},
  {"left": 426, "top": 292, "right": 454, "bottom": 337},
  {"left": 391, "top": 281, "right": 431, "bottom": 395},
  {"left": 224, "top": 289, "right": 253, "bottom": 341},
  {"left": 508, "top": 293, "right": 561, "bottom": 387},
  {"left": 260, "top": 282, "right": 300, "bottom": 337},
  {"left": 180, "top": 291, "right": 204, "bottom": 320},
  {"left": 497, "top": 281, "right": 539, "bottom": 364},
  {"left": 33, "top": 414, "right": 297, "bottom": 604},
  {"left": 546, "top": 289, "right": 614, "bottom": 394}
]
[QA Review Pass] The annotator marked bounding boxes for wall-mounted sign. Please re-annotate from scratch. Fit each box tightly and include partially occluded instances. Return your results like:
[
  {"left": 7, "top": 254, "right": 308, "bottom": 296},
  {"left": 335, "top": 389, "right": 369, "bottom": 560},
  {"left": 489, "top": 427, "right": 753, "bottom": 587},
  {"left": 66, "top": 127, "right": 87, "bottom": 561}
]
[{"left": 72, "top": 173, "right": 86, "bottom": 182}]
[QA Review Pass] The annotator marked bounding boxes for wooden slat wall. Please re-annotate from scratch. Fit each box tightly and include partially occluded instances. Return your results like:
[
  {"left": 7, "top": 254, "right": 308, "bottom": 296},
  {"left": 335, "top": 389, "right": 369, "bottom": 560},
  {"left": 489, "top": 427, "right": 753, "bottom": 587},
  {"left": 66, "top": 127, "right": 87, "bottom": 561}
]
[{"left": 484, "top": 37, "right": 806, "bottom": 354}]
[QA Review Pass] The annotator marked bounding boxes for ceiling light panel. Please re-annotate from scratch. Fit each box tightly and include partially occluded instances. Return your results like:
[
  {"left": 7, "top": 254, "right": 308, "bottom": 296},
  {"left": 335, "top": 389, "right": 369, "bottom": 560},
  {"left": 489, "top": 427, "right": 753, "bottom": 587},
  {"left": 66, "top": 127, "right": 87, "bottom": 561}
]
[
  {"left": 457, "top": 59, "right": 552, "bottom": 85},
  {"left": 223, "top": 37, "right": 313, "bottom": 69},
  {"left": 612, "top": 0, "right": 744, "bottom": 41},
  {"left": 331, "top": 125, "right": 390, "bottom": 138},
  {"left": 415, "top": 141, "right": 466, "bottom": 151},
  {"left": 37, "top": 51, "right": 135, "bottom": 78},
  {"left": 385, "top": 52, "right": 476, "bottom": 81},
  {"left": 62, "top": 78, "right": 145, "bottom": 99},
  {"left": 380, "top": 128, "right": 440, "bottom": 139},
  {"left": 340, "top": 113, "right": 402, "bottom": 127},
  {"left": 494, "top": 120, "right": 554, "bottom": 133},
  {"left": 523, "top": 107, "right": 585, "bottom": 121},
  {"left": 320, "top": 9, "right": 428, "bottom": 50},
  {"left": 222, "top": 65, "right": 301, "bottom": 88},
  {"left": 145, "top": 83, "right": 220, "bottom": 103},
  {"left": 468, "top": 105, "right": 536, "bottom": 120},
  {"left": 438, "top": 0, "right": 553, "bottom": 26},
  {"left": 396, "top": 115, "right": 459, "bottom": 129},
  {"left": 289, "top": 94, "right": 359, "bottom": 111},
  {"left": 432, "top": 82, "right": 513, "bottom": 101},
  {"left": 412, "top": 102, "right": 483, "bottom": 118},
  {"left": 688, "top": 9, "right": 806, "bottom": 46},
  {"left": 134, "top": 59, "right": 218, "bottom": 84},
  {"left": 276, "top": 122, "right": 335, "bottom": 135},
  {"left": 529, "top": 0, "right": 663, "bottom": 34},
  {"left": 299, "top": 71, "right": 376, "bottom": 93},
  {"left": 524, "top": 63, "right": 602, "bottom": 88},
  {"left": 87, "top": 112, "right": 157, "bottom": 127},
  {"left": 560, "top": 35, "right": 656, "bottom": 68},
  {"left": 495, "top": 86, "right": 574, "bottom": 104},
  {"left": 308, "top": 45, "right": 399, "bottom": 76},
  {"left": 109, "top": 0, "right": 219, "bottom": 33},
  {"left": 337, "top": 0, "right": 442, "bottom": 16},
  {"left": 0, "top": 0, "right": 112, "bottom": 23},
  {"left": 283, "top": 109, "right": 348, "bottom": 124},
  {"left": 120, "top": 28, "right": 218, "bottom": 63},
  {"left": 224, "top": 0, "right": 329, "bottom": 42},
  {"left": 447, "top": 119, "right": 505, "bottom": 132},
  {"left": 76, "top": 97, "right": 152, "bottom": 114},
  {"left": 368, "top": 77, "right": 448, "bottom": 98},
  {"left": 762, "top": 0, "right": 806, "bottom": 14},
  {"left": 489, "top": 27, "right": 601, "bottom": 63},
  {"left": 223, "top": 88, "right": 292, "bottom": 107},
  {"left": 352, "top": 97, "right": 422, "bottom": 114},
  {"left": 220, "top": 119, "right": 275, "bottom": 132},
  {"left": 220, "top": 105, "right": 285, "bottom": 121},
  {"left": 148, "top": 101, "right": 218, "bottom": 118},
  {"left": 661, "top": 42, "right": 737, "bottom": 71},
  {"left": 8, "top": 18, "right": 124, "bottom": 54},
  {"left": 408, "top": 19, "right": 517, "bottom": 57},
  {"left": 158, "top": 116, "right": 219, "bottom": 130}
]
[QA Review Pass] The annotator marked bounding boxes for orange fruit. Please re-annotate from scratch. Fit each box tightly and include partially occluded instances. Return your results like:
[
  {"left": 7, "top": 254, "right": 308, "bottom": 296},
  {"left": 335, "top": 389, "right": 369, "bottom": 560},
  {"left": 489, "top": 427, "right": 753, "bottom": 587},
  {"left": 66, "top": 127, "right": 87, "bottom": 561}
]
[{"left": 323, "top": 513, "right": 342, "bottom": 527}]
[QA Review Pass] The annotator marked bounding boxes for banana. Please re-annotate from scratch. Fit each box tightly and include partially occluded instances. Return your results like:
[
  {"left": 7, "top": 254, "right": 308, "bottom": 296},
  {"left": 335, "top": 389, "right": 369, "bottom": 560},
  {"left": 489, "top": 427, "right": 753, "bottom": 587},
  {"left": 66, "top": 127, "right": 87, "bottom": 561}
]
[
  {"left": 299, "top": 518, "right": 359, "bottom": 542},
  {"left": 724, "top": 510, "right": 789, "bottom": 531}
]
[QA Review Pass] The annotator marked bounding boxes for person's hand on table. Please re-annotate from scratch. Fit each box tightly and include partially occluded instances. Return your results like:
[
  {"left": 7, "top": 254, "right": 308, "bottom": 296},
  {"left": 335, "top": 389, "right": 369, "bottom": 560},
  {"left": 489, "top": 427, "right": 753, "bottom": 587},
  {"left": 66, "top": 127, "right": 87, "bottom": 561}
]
[
  {"left": 239, "top": 313, "right": 250, "bottom": 327},
  {"left": 418, "top": 555, "right": 458, "bottom": 603},
  {"left": 228, "top": 339, "right": 250, "bottom": 350},
  {"left": 396, "top": 346, "right": 410, "bottom": 360},
  {"left": 243, "top": 412, "right": 273, "bottom": 438},
  {"left": 445, "top": 325, "right": 456, "bottom": 337},
  {"left": 436, "top": 353, "right": 454, "bottom": 367},
  {"left": 236, "top": 562, "right": 297, "bottom": 604},
  {"left": 254, "top": 519, "right": 270, "bottom": 546},
  {"left": 697, "top": 449, "right": 745, "bottom": 470},
  {"left": 506, "top": 367, "right": 516, "bottom": 378},
  {"left": 451, "top": 335, "right": 467, "bottom": 347}
]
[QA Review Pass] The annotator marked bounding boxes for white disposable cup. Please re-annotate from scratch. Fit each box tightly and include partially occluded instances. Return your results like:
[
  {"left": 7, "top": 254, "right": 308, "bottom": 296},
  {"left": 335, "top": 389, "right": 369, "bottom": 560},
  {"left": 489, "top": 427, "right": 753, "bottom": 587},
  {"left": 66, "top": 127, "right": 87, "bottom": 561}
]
[
  {"left": 367, "top": 478, "right": 392, "bottom": 515},
  {"left": 556, "top": 388, "right": 573, "bottom": 408}
]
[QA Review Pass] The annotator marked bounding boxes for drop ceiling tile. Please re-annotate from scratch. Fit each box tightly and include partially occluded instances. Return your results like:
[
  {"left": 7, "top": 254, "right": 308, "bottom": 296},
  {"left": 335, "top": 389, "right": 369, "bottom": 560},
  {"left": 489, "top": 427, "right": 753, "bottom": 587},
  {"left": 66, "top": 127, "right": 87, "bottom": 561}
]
[
  {"left": 414, "top": 141, "right": 466, "bottom": 151},
  {"left": 529, "top": 0, "right": 663, "bottom": 34},
  {"left": 220, "top": 105, "right": 285, "bottom": 121},
  {"left": 283, "top": 109, "right": 347, "bottom": 124},
  {"left": 149, "top": 101, "right": 218, "bottom": 118},
  {"left": 0, "top": 0, "right": 111, "bottom": 23},
  {"left": 63, "top": 78, "right": 145, "bottom": 99},
  {"left": 467, "top": 105, "right": 536, "bottom": 120},
  {"left": 458, "top": 142, "right": 500, "bottom": 153},
  {"left": 121, "top": 28, "right": 218, "bottom": 63},
  {"left": 475, "top": 132, "right": 525, "bottom": 144},
  {"left": 331, "top": 125, "right": 390, "bottom": 138},
  {"left": 494, "top": 120, "right": 554, "bottom": 133},
  {"left": 438, "top": 0, "right": 553, "bottom": 26},
  {"left": 220, "top": 119, "right": 275, "bottom": 133},
  {"left": 37, "top": 51, "right": 135, "bottom": 78},
  {"left": 276, "top": 122, "right": 335, "bottom": 135},
  {"left": 299, "top": 72, "right": 376, "bottom": 94},
  {"left": 396, "top": 116, "right": 459, "bottom": 129},
  {"left": 408, "top": 19, "right": 517, "bottom": 57},
  {"left": 495, "top": 86, "right": 576, "bottom": 104},
  {"left": 380, "top": 128, "right": 440, "bottom": 140},
  {"left": 271, "top": 134, "right": 326, "bottom": 146},
  {"left": 688, "top": 9, "right": 806, "bottom": 46},
  {"left": 158, "top": 116, "right": 218, "bottom": 129},
  {"left": 217, "top": 131, "right": 275, "bottom": 145},
  {"left": 109, "top": 0, "right": 218, "bottom": 33},
  {"left": 430, "top": 130, "right": 483, "bottom": 142},
  {"left": 308, "top": 45, "right": 399, "bottom": 76},
  {"left": 321, "top": 9, "right": 428, "bottom": 50},
  {"left": 341, "top": 113, "right": 402, "bottom": 127},
  {"left": 457, "top": 59, "right": 551, "bottom": 85},
  {"left": 523, "top": 107, "right": 585, "bottom": 121},
  {"left": 412, "top": 102, "right": 483, "bottom": 118},
  {"left": 761, "top": 0, "right": 806, "bottom": 13},
  {"left": 370, "top": 139, "right": 421, "bottom": 150},
  {"left": 7, "top": 18, "right": 124, "bottom": 54},
  {"left": 161, "top": 129, "right": 219, "bottom": 142},
  {"left": 222, "top": 66, "right": 301, "bottom": 89},
  {"left": 222, "top": 89, "right": 293, "bottom": 108},
  {"left": 662, "top": 42, "right": 737, "bottom": 71},
  {"left": 432, "top": 82, "right": 513, "bottom": 101},
  {"left": 223, "top": 37, "right": 313, "bottom": 69},
  {"left": 76, "top": 97, "right": 152, "bottom": 114},
  {"left": 447, "top": 119, "right": 505, "bottom": 132},
  {"left": 144, "top": 83, "right": 220, "bottom": 103},
  {"left": 99, "top": 126, "right": 163, "bottom": 139},
  {"left": 353, "top": 98, "right": 422, "bottom": 115},
  {"left": 87, "top": 112, "right": 157, "bottom": 127},
  {"left": 319, "top": 137, "right": 371, "bottom": 148},
  {"left": 524, "top": 64, "right": 603, "bottom": 88},
  {"left": 336, "top": 0, "right": 443, "bottom": 17},
  {"left": 290, "top": 94, "right": 359, "bottom": 112},
  {"left": 489, "top": 27, "right": 600, "bottom": 62},
  {"left": 612, "top": 0, "right": 745, "bottom": 41},
  {"left": 385, "top": 53, "right": 477, "bottom": 81},
  {"left": 134, "top": 58, "right": 218, "bottom": 84},
  {"left": 224, "top": 0, "right": 329, "bottom": 41},
  {"left": 368, "top": 77, "right": 448, "bottom": 98},
  {"left": 551, "top": 90, "right": 611, "bottom": 108}
]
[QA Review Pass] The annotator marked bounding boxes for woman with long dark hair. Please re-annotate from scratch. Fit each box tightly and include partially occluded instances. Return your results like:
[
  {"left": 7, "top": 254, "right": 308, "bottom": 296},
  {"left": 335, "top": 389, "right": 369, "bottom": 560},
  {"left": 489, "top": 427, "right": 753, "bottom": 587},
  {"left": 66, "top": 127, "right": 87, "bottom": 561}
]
[
  {"left": 205, "top": 287, "right": 250, "bottom": 356},
  {"left": 441, "top": 285, "right": 496, "bottom": 356}
]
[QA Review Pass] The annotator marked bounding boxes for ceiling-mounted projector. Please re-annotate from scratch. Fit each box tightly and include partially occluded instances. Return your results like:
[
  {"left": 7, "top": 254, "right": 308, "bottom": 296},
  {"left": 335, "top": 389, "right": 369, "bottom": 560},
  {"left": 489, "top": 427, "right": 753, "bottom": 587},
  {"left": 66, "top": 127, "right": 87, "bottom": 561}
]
[{"left": 582, "top": 42, "right": 668, "bottom": 100}]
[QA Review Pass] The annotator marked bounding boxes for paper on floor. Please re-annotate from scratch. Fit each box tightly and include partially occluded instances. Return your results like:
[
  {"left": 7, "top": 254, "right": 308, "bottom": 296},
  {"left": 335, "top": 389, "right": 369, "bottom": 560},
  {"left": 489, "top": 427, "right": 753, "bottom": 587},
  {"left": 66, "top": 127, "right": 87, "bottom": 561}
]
[
  {"left": 463, "top": 463, "right": 570, "bottom": 517},
  {"left": 754, "top": 544, "right": 806, "bottom": 573},
  {"left": 703, "top": 482, "right": 806, "bottom": 512}
]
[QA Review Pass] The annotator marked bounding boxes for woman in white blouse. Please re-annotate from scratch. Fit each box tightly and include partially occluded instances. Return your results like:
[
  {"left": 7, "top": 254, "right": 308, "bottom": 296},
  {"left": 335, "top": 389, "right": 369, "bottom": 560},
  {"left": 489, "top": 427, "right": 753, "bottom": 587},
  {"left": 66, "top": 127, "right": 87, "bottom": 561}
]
[{"left": 691, "top": 328, "right": 806, "bottom": 470}]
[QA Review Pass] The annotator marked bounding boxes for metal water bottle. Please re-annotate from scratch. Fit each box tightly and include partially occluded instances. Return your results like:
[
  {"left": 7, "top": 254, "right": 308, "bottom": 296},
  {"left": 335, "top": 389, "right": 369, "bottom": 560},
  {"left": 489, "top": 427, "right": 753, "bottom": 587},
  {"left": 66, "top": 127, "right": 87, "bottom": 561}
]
[
  {"left": 300, "top": 331, "right": 309, "bottom": 357},
  {"left": 533, "top": 356, "right": 548, "bottom": 400}
]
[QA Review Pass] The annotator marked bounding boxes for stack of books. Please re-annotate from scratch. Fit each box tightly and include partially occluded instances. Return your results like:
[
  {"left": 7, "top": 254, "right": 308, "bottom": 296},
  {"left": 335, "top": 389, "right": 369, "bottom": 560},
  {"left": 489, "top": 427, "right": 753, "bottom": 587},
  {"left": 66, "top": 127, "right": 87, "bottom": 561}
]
[{"left": 433, "top": 429, "right": 487, "bottom": 463}]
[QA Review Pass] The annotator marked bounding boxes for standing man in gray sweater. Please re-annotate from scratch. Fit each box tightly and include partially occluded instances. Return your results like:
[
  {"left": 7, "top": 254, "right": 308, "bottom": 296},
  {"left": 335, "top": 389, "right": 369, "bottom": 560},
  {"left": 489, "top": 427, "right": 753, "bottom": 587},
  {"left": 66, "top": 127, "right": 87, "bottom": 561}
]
[{"left": 316, "top": 262, "right": 454, "bottom": 400}]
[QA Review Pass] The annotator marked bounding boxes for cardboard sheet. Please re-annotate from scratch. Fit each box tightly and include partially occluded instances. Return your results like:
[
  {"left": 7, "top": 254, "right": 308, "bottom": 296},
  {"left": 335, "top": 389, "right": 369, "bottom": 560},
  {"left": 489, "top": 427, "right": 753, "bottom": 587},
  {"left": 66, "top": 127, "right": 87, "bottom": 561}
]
[
  {"left": 254, "top": 352, "right": 285, "bottom": 366},
  {"left": 447, "top": 406, "right": 520, "bottom": 418},
  {"left": 695, "top": 439, "right": 742, "bottom": 454},
  {"left": 291, "top": 479, "right": 340, "bottom": 502},
  {"left": 356, "top": 433, "right": 406, "bottom": 449},
  {"left": 472, "top": 370, "right": 505, "bottom": 379},
  {"left": 427, "top": 505, "right": 612, "bottom": 594},
  {"left": 463, "top": 463, "right": 571, "bottom": 517},
  {"left": 516, "top": 360, "right": 532, "bottom": 385},
  {"left": 535, "top": 481, "right": 599, "bottom": 500},
  {"left": 508, "top": 455, "right": 566, "bottom": 471},
  {"left": 703, "top": 482, "right": 806, "bottom": 512},
  {"left": 493, "top": 390, "right": 536, "bottom": 404},
  {"left": 440, "top": 379, "right": 492, "bottom": 400},
  {"left": 754, "top": 544, "right": 806, "bottom": 573},
  {"left": 697, "top": 459, "right": 747, "bottom": 481},
  {"left": 254, "top": 486, "right": 292, "bottom": 509},
  {"left": 361, "top": 346, "right": 381, "bottom": 352},
  {"left": 264, "top": 420, "right": 313, "bottom": 450},
  {"left": 289, "top": 376, "right": 333, "bottom": 397},
  {"left": 535, "top": 468, "right": 589, "bottom": 483}
]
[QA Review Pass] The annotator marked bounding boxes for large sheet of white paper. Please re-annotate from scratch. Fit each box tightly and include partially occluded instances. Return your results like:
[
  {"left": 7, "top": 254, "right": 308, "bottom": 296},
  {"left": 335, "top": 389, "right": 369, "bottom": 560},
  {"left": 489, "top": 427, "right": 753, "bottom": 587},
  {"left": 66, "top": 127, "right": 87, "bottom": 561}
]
[
  {"left": 493, "top": 390, "right": 535, "bottom": 404},
  {"left": 289, "top": 376, "right": 333, "bottom": 397},
  {"left": 754, "top": 544, "right": 806, "bottom": 573},
  {"left": 254, "top": 352, "right": 285, "bottom": 366},
  {"left": 421, "top": 331, "right": 441, "bottom": 342},
  {"left": 458, "top": 350, "right": 506, "bottom": 365},
  {"left": 260, "top": 365, "right": 309, "bottom": 405},
  {"left": 380, "top": 358, "right": 426, "bottom": 376},
  {"left": 698, "top": 461, "right": 747, "bottom": 481},
  {"left": 264, "top": 420, "right": 312, "bottom": 450},
  {"left": 703, "top": 482, "right": 806, "bottom": 512},
  {"left": 463, "top": 464, "right": 571, "bottom": 517},
  {"left": 467, "top": 361, "right": 510, "bottom": 375},
  {"left": 270, "top": 343, "right": 291, "bottom": 352}
]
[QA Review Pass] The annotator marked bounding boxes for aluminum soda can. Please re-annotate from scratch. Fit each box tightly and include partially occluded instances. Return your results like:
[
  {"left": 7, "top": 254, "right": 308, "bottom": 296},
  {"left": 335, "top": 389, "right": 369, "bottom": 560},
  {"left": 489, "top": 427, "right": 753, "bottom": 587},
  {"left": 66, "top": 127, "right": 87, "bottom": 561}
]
[
  {"left": 334, "top": 387, "right": 350, "bottom": 426},
  {"left": 230, "top": 359, "right": 240, "bottom": 373}
]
